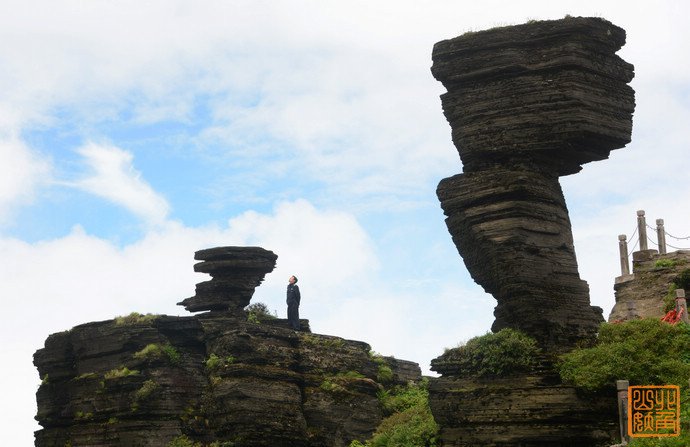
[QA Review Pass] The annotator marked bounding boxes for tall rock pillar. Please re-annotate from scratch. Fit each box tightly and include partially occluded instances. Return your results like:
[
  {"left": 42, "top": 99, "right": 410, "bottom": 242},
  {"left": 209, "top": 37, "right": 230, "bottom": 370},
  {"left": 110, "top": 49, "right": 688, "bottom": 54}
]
[
  {"left": 433, "top": 16, "right": 635, "bottom": 350},
  {"left": 429, "top": 17, "right": 635, "bottom": 446}
]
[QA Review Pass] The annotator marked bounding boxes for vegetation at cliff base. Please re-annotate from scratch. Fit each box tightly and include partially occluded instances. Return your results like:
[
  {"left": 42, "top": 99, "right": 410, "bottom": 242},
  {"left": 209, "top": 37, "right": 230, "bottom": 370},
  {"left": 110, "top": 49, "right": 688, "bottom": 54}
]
[
  {"left": 350, "top": 378, "right": 438, "bottom": 447},
  {"left": 557, "top": 319, "right": 690, "bottom": 446},
  {"left": 557, "top": 319, "right": 690, "bottom": 392},
  {"left": 435, "top": 328, "right": 540, "bottom": 377}
]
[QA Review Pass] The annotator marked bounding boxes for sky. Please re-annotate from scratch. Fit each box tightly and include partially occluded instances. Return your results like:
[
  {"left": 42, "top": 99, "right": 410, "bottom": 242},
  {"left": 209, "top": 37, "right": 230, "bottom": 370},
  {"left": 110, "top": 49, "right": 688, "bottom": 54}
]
[{"left": 2, "top": 1, "right": 690, "bottom": 444}]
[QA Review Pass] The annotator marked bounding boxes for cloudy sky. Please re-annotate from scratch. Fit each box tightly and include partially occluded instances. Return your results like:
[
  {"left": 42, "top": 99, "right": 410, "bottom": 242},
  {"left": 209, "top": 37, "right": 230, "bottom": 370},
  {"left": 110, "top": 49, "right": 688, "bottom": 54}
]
[{"left": 2, "top": 1, "right": 690, "bottom": 444}]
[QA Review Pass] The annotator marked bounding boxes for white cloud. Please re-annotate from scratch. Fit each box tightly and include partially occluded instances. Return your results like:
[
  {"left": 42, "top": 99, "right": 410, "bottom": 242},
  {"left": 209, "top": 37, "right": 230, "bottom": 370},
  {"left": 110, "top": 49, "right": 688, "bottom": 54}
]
[
  {"left": 0, "top": 199, "right": 394, "bottom": 444},
  {"left": 0, "top": 134, "right": 51, "bottom": 225},
  {"left": 72, "top": 143, "right": 170, "bottom": 225}
]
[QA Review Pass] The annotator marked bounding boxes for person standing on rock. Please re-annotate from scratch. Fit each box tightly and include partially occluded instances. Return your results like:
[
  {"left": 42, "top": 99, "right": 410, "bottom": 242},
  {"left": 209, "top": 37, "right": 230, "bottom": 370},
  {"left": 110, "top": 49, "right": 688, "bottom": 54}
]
[{"left": 286, "top": 275, "right": 301, "bottom": 330}]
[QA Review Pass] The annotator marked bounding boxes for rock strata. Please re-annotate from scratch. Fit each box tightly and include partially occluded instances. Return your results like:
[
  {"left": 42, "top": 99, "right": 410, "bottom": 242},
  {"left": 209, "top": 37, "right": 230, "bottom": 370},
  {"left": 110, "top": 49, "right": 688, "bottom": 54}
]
[
  {"left": 433, "top": 16, "right": 635, "bottom": 350},
  {"left": 34, "top": 313, "right": 420, "bottom": 447},
  {"left": 429, "top": 17, "right": 635, "bottom": 446},
  {"left": 35, "top": 246, "right": 422, "bottom": 446},
  {"left": 178, "top": 247, "right": 277, "bottom": 313}
]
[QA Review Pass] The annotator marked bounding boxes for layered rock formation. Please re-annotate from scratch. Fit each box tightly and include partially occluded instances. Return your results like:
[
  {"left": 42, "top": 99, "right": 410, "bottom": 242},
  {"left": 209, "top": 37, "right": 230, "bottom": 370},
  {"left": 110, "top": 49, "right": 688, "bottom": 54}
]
[
  {"left": 35, "top": 247, "right": 422, "bottom": 446},
  {"left": 433, "top": 16, "right": 635, "bottom": 350},
  {"left": 178, "top": 247, "right": 278, "bottom": 314},
  {"left": 429, "top": 17, "right": 635, "bottom": 446},
  {"left": 429, "top": 357, "right": 617, "bottom": 447},
  {"left": 609, "top": 249, "right": 690, "bottom": 321}
]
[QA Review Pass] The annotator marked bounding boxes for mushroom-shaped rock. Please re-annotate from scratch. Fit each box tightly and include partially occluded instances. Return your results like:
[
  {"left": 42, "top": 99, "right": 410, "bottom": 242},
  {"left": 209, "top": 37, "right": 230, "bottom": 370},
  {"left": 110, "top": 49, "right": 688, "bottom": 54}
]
[
  {"left": 432, "top": 16, "right": 635, "bottom": 350},
  {"left": 178, "top": 246, "right": 277, "bottom": 313}
]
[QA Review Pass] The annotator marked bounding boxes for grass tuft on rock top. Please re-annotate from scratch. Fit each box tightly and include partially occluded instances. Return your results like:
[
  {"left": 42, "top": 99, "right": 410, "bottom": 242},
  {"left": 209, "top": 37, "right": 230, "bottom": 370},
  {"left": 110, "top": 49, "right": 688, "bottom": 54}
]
[
  {"left": 434, "top": 328, "right": 540, "bottom": 377},
  {"left": 350, "top": 378, "right": 438, "bottom": 447}
]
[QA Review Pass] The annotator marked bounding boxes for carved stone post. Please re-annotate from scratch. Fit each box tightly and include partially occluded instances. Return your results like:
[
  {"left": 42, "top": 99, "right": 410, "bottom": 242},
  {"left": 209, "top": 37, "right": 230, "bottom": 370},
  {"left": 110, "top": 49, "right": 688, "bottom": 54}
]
[
  {"left": 676, "top": 289, "right": 689, "bottom": 324},
  {"left": 637, "top": 210, "right": 648, "bottom": 251},
  {"left": 617, "top": 380, "right": 630, "bottom": 445},
  {"left": 619, "top": 234, "right": 630, "bottom": 275},
  {"left": 656, "top": 219, "right": 667, "bottom": 254}
]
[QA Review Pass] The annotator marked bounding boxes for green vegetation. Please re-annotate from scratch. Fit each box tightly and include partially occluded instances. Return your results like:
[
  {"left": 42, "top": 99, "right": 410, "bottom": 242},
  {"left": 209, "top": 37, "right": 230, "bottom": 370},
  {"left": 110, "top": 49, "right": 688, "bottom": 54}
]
[
  {"left": 320, "top": 371, "right": 367, "bottom": 394},
  {"left": 107, "top": 417, "right": 118, "bottom": 424},
  {"left": 74, "top": 411, "right": 93, "bottom": 421},
  {"left": 301, "top": 333, "right": 346, "bottom": 349},
  {"left": 114, "top": 312, "right": 160, "bottom": 326},
  {"left": 41, "top": 374, "right": 49, "bottom": 385},
  {"left": 134, "top": 343, "right": 181, "bottom": 365},
  {"left": 558, "top": 319, "right": 690, "bottom": 446},
  {"left": 73, "top": 372, "right": 99, "bottom": 381},
  {"left": 438, "top": 329, "right": 540, "bottom": 377},
  {"left": 205, "top": 353, "right": 236, "bottom": 371},
  {"left": 655, "top": 259, "right": 678, "bottom": 269},
  {"left": 133, "top": 379, "right": 159, "bottom": 403},
  {"left": 245, "top": 302, "right": 277, "bottom": 324},
  {"left": 104, "top": 367, "right": 139, "bottom": 380},
  {"left": 370, "top": 353, "right": 394, "bottom": 384},
  {"left": 558, "top": 319, "right": 690, "bottom": 392},
  {"left": 350, "top": 379, "right": 438, "bottom": 447},
  {"left": 673, "top": 268, "right": 690, "bottom": 290}
]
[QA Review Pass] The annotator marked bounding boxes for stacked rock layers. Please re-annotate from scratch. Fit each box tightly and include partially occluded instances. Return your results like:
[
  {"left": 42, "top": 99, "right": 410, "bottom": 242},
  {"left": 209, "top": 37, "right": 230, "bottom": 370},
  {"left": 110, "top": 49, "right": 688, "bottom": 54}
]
[
  {"left": 34, "top": 314, "right": 421, "bottom": 447},
  {"left": 178, "top": 247, "right": 277, "bottom": 313},
  {"left": 433, "top": 17, "right": 635, "bottom": 350}
]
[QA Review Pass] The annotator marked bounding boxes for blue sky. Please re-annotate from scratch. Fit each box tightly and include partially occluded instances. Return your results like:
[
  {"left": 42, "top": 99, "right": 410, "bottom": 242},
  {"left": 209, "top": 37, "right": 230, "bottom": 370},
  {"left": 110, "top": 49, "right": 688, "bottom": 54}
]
[{"left": 2, "top": 1, "right": 690, "bottom": 444}]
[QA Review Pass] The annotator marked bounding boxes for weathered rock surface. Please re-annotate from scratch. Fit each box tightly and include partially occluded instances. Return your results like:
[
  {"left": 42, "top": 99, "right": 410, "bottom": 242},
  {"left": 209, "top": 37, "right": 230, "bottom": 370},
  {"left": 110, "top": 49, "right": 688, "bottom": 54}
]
[
  {"left": 178, "top": 247, "right": 277, "bottom": 314},
  {"left": 35, "top": 246, "right": 422, "bottom": 446},
  {"left": 429, "top": 17, "right": 635, "bottom": 446},
  {"left": 433, "top": 16, "right": 635, "bottom": 350},
  {"left": 428, "top": 364, "right": 617, "bottom": 447},
  {"left": 609, "top": 250, "right": 690, "bottom": 321},
  {"left": 34, "top": 313, "right": 420, "bottom": 447}
]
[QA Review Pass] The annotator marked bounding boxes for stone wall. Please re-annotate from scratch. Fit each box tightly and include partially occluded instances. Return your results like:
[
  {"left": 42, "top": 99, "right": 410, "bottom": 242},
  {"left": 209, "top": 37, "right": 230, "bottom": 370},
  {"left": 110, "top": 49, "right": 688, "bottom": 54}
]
[{"left": 609, "top": 249, "right": 690, "bottom": 321}]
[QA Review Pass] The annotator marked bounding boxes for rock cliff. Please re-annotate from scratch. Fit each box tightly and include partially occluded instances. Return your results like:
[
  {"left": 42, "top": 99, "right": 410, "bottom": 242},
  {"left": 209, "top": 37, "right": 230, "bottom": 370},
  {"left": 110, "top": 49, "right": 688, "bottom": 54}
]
[
  {"left": 429, "top": 17, "right": 635, "bottom": 446},
  {"left": 34, "top": 247, "right": 421, "bottom": 447}
]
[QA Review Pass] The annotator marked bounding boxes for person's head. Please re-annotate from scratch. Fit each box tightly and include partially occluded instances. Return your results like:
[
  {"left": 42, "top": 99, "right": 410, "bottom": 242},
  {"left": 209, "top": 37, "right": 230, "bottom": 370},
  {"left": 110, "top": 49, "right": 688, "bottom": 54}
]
[{"left": 289, "top": 275, "right": 298, "bottom": 284}]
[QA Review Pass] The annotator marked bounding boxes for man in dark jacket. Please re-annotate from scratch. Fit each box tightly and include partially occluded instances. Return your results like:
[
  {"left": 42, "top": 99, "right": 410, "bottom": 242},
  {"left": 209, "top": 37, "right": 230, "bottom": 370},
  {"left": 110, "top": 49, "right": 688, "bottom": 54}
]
[{"left": 286, "top": 275, "right": 301, "bottom": 330}]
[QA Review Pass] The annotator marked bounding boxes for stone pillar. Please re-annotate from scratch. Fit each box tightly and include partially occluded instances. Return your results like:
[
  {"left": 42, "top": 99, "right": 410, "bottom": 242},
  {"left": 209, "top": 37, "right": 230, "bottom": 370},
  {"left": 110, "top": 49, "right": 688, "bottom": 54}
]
[
  {"left": 619, "top": 235, "right": 630, "bottom": 275},
  {"left": 177, "top": 246, "right": 278, "bottom": 313},
  {"left": 637, "top": 210, "right": 648, "bottom": 251},
  {"left": 676, "top": 289, "right": 689, "bottom": 324},
  {"left": 656, "top": 219, "right": 667, "bottom": 255},
  {"left": 617, "top": 380, "right": 630, "bottom": 445}
]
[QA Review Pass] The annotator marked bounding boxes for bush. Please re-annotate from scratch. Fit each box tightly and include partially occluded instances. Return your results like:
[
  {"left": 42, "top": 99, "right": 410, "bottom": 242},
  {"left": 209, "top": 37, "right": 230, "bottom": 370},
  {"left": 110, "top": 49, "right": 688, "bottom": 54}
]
[
  {"left": 351, "top": 379, "right": 438, "bottom": 447},
  {"left": 558, "top": 319, "right": 690, "bottom": 392},
  {"left": 434, "top": 328, "right": 540, "bottom": 377},
  {"left": 245, "top": 302, "right": 277, "bottom": 323}
]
